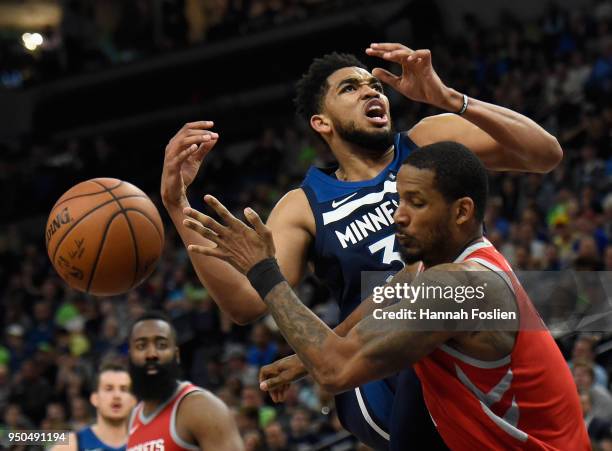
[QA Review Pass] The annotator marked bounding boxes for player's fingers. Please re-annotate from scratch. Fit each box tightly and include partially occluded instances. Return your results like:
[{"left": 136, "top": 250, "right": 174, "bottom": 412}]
[
  {"left": 369, "top": 42, "right": 410, "bottom": 52},
  {"left": 270, "top": 385, "right": 289, "bottom": 403},
  {"left": 278, "top": 384, "right": 290, "bottom": 402},
  {"left": 366, "top": 49, "right": 410, "bottom": 64},
  {"left": 385, "top": 48, "right": 415, "bottom": 61},
  {"left": 187, "top": 244, "right": 229, "bottom": 260},
  {"left": 204, "top": 195, "right": 242, "bottom": 228},
  {"left": 244, "top": 208, "right": 271, "bottom": 238},
  {"left": 181, "top": 134, "right": 214, "bottom": 148},
  {"left": 182, "top": 120, "right": 214, "bottom": 130},
  {"left": 192, "top": 142, "right": 211, "bottom": 164},
  {"left": 172, "top": 144, "right": 198, "bottom": 165},
  {"left": 183, "top": 218, "right": 222, "bottom": 245},
  {"left": 196, "top": 214, "right": 226, "bottom": 236},
  {"left": 365, "top": 48, "right": 391, "bottom": 58},
  {"left": 372, "top": 68, "right": 400, "bottom": 88},
  {"left": 260, "top": 375, "right": 289, "bottom": 391},
  {"left": 412, "top": 49, "right": 431, "bottom": 61},
  {"left": 186, "top": 129, "right": 219, "bottom": 138},
  {"left": 183, "top": 206, "right": 212, "bottom": 225}
]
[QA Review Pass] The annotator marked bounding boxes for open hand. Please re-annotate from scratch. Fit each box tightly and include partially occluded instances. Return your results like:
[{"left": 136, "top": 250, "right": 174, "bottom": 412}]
[
  {"left": 183, "top": 195, "right": 275, "bottom": 274},
  {"left": 366, "top": 43, "right": 458, "bottom": 111},
  {"left": 161, "top": 121, "right": 219, "bottom": 209}
]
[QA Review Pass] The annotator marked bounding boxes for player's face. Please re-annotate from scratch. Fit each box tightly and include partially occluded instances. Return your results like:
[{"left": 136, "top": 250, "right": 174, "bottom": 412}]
[
  {"left": 394, "top": 165, "right": 455, "bottom": 265},
  {"left": 320, "top": 67, "right": 393, "bottom": 152},
  {"left": 129, "top": 320, "right": 180, "bottom": 402},
  {"left": 91, "top": 371, "right": 135, "bottom": 423}
]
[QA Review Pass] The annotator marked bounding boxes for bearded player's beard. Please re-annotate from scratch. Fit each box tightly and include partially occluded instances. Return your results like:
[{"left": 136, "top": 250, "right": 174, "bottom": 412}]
[
  {"left": 129, "top": 358, "right": 181, "bottom": 402},
  {"left": 333, "top": 118, "right": 395, "bottom": 157}
]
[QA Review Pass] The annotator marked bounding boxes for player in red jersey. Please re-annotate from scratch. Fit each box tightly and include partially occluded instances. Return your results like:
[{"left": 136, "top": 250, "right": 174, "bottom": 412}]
[
  {"left": 126, "top": 311, "right": 243, "bottom": 451},
  {"left": 182, "top": 141, "right": 589, "bottom": 450}
]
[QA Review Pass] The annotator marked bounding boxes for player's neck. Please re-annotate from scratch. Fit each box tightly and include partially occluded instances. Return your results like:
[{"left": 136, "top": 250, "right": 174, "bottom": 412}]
[
  {"left": 92, "top": 418, "right": 127, "bottom": 447},
  {"left": 423, "top": 232, "right": 484, "bottom": 269},
  {"left": 332, "top": 143, "right": 394, "bottom": 181}
]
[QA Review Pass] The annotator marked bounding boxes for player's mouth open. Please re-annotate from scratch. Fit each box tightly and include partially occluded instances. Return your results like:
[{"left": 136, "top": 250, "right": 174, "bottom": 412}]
[
  {"left": 364, "top": 100, "right": 388, "bottom": 126},
  {"left": 111, "top": 402, "right": 122, "bottom": 410}
]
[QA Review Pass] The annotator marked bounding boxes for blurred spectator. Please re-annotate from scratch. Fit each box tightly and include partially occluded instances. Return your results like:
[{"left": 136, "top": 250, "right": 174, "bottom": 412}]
[
  {"left": 5, "top": 324, "right": 27, "bottom": 372},
  {"left": 288, "top": 407, "right": 318, "bottom": 449},
  {"left": 569, "top": 336, "right": 609, "bottom": 388},
  {"left": 41, "top": 401, "right": 70, "bottom": 430},
  {"left": 1, "top": 403, "right": 34, "bottom": 430},
  {"left": 224, "top": 344, "right": 259, "bottom": 386},
  {"left": 602, "top": 432, "right": 612, "bottom": 451},
  {"left": 247, "top": 323, "right": 278, "bottom": 368},
  {"left": 10, "top": 359, "right": 53, "bottom": 425},
  {"left": 573, "top": 360, "right": 612, "bottom": 422},
  {"left": 581, "top": 390, "right": 612, "bottom": 442},
  {"left": 243, "top": 428, "right": 266, "bottom": 451},
  {"left": 27, "top": 300, "right": 56, "bottom": 351},
  {"left": 264, "top": 421, "right": 289, "bottom": 451},
  {"left": 241, "top": 384, "right": 277, "bottom": 429},
  {"left": 0, "top": 364, "right": 10, "bottom": 413},
  {"left": 69, "top": 396, "right": 93, "bottom": 430}
]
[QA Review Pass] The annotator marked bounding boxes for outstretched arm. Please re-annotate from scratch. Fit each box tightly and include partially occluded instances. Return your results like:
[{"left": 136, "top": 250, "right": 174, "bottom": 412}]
[
  {"left": 162, "top": 122, "right": 312, "bottom": 324},
  {"left": 366, "top": 43, "right": 562, "bottom": 173}
]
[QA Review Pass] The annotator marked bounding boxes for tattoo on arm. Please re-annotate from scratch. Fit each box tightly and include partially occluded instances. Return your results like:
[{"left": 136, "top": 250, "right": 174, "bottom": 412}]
[{"left": 263, "top": 282, "right": 335, "bottom": 371}]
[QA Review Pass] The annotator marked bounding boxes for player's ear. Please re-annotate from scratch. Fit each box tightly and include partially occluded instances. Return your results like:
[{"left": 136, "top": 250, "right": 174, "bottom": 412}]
[
  {"left": 175, "top": 347, "right": 181, "bottom": 364},
  {"left": 311, "top": 114, "right": 331, "bottom": 135},
  {"left": 90, "top": 391, "right": 99, "bottom": 408},
  {"left": 455, "top": 197, "right": 475, "bottom": 225}
]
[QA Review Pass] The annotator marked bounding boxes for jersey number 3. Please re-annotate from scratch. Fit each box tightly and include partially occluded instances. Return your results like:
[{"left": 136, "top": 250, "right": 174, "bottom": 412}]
[{"left": 368, "top": 234, "right": 404, "bottom": 265}]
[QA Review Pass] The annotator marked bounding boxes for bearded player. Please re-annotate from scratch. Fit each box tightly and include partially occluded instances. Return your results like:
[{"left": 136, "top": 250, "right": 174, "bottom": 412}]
[
  {"left": 51, "top": 362, "right": 136, "bottom": 451},
  {"left": 126, "top": 311, "right": 243, "bottom": 451},
  {"left": 161, "top": 42, "right": 563, "bottom": 449}
]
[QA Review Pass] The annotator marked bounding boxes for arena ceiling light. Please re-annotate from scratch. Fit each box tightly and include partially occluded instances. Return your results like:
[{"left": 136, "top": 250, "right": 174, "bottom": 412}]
[{"left": 22, "top": 32, "right": 43, "bottom": 51}]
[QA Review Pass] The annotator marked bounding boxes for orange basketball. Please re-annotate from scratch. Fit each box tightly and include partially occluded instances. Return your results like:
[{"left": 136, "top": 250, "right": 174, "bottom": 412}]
[{"left": 45, "top": 178, "right": 164, "bottom": 296}]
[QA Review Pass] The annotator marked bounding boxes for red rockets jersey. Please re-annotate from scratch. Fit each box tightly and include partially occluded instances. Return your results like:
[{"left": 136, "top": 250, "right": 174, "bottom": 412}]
[
  {"left": 127, "top": 382, "right": 202, "bottom": 451},
  {"left": 414, "top": 240, "right": 589, "bottom": 451}
]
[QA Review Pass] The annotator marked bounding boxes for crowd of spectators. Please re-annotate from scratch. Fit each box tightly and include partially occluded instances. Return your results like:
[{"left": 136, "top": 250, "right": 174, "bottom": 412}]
[
  {"left": 1, "top": 0, "right": 612, "bottom": 450},
  {"left": 0, "top": 0, "right": 370, "bottom": 88}
]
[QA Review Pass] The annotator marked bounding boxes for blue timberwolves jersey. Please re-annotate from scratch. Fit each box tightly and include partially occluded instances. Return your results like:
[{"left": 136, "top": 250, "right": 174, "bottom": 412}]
[
  {"left": 302, "top": 132, "right": 418, "bottom": 319},
  {"left": 76, "top": 426, "right": 126, "bottom": 451}
]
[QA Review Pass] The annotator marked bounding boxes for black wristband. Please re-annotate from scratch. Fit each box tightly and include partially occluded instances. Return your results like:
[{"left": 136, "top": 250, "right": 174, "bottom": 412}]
[{"left": 247, "top": 258, "right": 286, "bottom": 300}]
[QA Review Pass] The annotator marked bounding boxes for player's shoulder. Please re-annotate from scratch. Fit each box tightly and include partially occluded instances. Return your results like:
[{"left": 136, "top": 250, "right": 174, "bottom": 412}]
[
  {"left": 273, "top": 188, "right": 309, "bottom": 209},
  {"left": 268, "top": 188, "right": 314, "bottom": 232},
  {"left": 177, "top": 386, "right": 232, "bottom": 425},
  {"left": 179, "top": 384, "right": 227, "bottom": 408}
]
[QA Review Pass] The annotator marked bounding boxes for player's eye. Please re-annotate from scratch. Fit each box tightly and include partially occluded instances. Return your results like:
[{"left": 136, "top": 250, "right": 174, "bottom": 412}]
[
  {"left": 341, "top": 85, "right": 356, "bottom": 93},
  {"left": 373, "top": 84, "right": 384, "bottom": 92},
  {"left": 157, "top": 341, "right": 168, "bottom": 349}
]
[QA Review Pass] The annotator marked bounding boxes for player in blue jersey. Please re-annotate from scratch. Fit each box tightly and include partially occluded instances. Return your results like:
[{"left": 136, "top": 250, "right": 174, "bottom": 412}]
[
  {"left": 160, "top": 42, "right": 562, "bottom": 449},
  {"left": 51, "top": 361, "right": 136, "bottom": 451}
]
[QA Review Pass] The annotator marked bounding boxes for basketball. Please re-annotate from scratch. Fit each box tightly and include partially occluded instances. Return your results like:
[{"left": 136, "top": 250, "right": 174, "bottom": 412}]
[{"left": 45, "top": 178, "right": 164, "bottom": 296}]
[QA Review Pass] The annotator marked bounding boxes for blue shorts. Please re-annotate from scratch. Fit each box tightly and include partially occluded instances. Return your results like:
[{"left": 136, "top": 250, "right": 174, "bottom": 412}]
[{"left": 335, "top": 367, "right": 447, "bottom": 450}]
